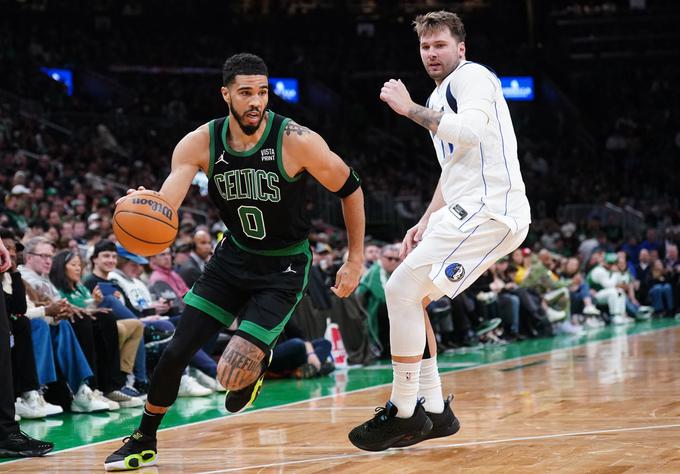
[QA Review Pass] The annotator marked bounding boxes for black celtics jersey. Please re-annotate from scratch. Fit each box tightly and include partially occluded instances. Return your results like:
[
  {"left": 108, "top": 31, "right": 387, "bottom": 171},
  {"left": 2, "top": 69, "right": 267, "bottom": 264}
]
[{"left": 207, "top": 111, "right": 310, "bottom": 252}]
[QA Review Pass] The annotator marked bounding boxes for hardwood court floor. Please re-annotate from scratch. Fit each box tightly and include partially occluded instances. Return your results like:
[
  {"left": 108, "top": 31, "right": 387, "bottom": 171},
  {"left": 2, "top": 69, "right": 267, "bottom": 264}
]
[{"left": 4, "top": 321, "right": 680, "bottom": 473}]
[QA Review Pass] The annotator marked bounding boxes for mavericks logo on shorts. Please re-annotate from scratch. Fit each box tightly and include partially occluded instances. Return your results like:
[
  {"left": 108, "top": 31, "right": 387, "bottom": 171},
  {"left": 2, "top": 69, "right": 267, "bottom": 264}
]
[{"left": 445, "top": 263, "right": 465, "bottom": 282}]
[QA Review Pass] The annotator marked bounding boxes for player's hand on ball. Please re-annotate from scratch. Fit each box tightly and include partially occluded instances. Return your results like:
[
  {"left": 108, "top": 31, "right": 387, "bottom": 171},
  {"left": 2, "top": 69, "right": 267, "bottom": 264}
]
[
  {"left": 116, "top": 186, "right": 147, "bottom": 205},
  {"left": 331, "top": 260, "right": 363, "bottom": 298},
  {"left": 400, "top": 220, "right": 427, "bottom": 259},
  {"left": 380, "top": 79, "right": 414, "bottom": 116}
]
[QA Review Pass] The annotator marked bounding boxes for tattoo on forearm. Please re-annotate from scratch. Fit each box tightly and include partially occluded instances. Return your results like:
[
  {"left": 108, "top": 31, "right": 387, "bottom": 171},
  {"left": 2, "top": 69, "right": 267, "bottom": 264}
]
[
  {"left": 284, "top": 121, "right": 311, "bottom": 136},
  {"left": 218, "top": 337, "right": 264, "bottom": 389},
  {"left": 408, "top": 105, "right": 444, "bottom": 133}
]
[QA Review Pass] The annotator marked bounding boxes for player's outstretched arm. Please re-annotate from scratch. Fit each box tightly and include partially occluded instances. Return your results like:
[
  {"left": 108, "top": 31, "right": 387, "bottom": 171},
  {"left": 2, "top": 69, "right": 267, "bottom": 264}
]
[
  {"left": 282, "top": 122, "right": 365, "bottom": 298},
  {"left": 159, "top": 124, "right": 211, "bottom": 210}
]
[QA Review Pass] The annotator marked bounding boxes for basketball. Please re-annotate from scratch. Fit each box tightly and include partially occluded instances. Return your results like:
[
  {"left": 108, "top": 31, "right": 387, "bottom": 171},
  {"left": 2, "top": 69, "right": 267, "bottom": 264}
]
[{"left": 112, "top": 190, "right": 179, "bottom": 256}]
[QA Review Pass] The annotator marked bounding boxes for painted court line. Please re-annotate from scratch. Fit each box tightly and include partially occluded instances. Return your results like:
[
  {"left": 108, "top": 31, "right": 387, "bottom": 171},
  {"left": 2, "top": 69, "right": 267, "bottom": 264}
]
[
  {"left": 197, "top": 423, "right": 680, "bottom": 473},
  {"left": 4, "top": 324, "right": 677, "bottom": 466}
]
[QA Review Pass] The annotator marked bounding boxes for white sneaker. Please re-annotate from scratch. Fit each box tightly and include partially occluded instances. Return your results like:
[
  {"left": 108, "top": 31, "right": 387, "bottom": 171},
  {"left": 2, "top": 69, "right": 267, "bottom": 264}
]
[
  {"left": 178, "top": 374, "right": 213, "bottom": 397},
  {"left": 191, "top": 368, "right": 223, "bottom": 392},
  {"left": 35, "top": 390, "right": 63, "bottom": 416},
  {"left": 546, "top": 307, "right": 567, "bottom": 323},
  {"left": 583, "top": 305, "right": 601, "bottom": 316},
  {"left": 91, "top": 389, "right": 120, "bottom": 410},
  {"left": 104, "top": 389, "right": 143, "bottom": 408},
  {"left": 554, "top": 320, "right": 585, "bottom": 335},
  {"left": 584, "top": 317, "right": 602, "bottom": 329},
  {"left": 71, "top": 385, "right": 110, "bottom": 413},
  {"left": 15, "top": 393, "right": 46, "bottom": 419},
  {"left": 611, "top": 315, "right": 631, "bottom": 325}
]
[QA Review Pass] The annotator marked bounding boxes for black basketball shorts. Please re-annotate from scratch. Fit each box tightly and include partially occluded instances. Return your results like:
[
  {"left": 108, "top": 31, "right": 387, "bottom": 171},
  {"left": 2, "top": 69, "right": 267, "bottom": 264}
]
[{"left": 183, "top": 235, "right": 312, "bottom": 350}]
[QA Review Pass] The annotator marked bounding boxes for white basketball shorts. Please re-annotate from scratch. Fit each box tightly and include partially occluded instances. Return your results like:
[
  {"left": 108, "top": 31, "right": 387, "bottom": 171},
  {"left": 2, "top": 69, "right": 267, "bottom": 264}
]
[{"left": 403, "top": 204, "right": 529, "bottom": 300}]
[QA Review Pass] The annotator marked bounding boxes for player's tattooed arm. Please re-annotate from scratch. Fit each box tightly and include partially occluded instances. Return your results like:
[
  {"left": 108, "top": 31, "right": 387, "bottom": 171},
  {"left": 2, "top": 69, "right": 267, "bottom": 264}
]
[
  {"left": 407, "top": 105, "right": 444, "bottom": 133},
  {"left": 284, "top": 121, "right": 312, "bottom": 136},
  {"left": 217, "top": 336, "right": 265, "bottom": 390}
]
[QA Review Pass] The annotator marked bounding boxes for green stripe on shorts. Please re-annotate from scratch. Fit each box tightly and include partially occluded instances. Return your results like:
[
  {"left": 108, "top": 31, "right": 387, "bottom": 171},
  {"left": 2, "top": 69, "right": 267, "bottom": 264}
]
[
  {"left": 237, "top": 245, "right": 313, "bottom": 346},
  {"left": 183, "top": 288, "right": 235, "bottom": 327}
]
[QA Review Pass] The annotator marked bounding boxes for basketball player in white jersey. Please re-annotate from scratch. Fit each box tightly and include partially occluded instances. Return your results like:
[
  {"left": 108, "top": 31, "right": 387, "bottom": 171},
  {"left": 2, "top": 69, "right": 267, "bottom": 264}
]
[{"left": 349, "top": 10, "right": 531, "bottom": 451}]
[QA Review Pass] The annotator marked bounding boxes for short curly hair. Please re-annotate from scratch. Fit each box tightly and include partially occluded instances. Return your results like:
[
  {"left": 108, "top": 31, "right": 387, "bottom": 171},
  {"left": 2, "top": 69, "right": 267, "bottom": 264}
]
[{"left": 222, "top": 53, "right": 268, "bottom": 86}]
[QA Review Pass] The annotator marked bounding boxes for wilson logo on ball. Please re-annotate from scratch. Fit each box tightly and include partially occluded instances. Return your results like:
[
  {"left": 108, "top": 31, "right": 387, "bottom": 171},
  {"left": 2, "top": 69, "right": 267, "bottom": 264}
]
[{"left": 131, "top": 198, "right": 174, "bottom": 220}]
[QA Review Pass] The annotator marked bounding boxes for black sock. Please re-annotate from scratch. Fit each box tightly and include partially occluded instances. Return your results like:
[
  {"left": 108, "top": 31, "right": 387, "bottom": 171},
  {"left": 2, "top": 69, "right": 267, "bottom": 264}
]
[{"left": 138, "top": 406, "right": 166, "bottom": 438}]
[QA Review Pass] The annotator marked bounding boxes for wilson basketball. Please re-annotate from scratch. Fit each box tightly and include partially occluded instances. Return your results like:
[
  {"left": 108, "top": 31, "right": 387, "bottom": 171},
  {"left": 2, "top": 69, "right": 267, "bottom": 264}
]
[{"left": 112, "top": 190, "right": 178, "bottom": 256}]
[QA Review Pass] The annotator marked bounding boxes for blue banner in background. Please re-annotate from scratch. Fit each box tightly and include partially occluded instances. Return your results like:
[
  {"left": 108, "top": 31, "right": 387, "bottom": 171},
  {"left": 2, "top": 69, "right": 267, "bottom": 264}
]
[
  {"left": 270, "top": 77, "right": 299, "bottom": 103},
  {"left": 40, "top": 68, "right": 74, "bottom": 96},
  {"left": 500, "top": 76, "right": 534, "bottom": 101}
]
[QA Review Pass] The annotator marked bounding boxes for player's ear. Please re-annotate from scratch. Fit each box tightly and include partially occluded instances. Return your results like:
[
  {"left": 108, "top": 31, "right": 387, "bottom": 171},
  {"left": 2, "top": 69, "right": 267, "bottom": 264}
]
[
  {"left": 458, "top": 41, "right": 466, "bottom": 59},
  {"left": 221, "top": 86, "right": 230, "bottom": 104}
]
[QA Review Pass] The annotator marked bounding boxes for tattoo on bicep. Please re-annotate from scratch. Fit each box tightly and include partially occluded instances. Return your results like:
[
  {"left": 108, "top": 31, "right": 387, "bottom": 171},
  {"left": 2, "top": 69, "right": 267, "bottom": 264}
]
[
  {"left": 408, "top": 105, "right": 444, "bottom": 132},
  {"left": 284, "top": 121, "right": 311, "bottom": 136},
  {"left": 219, "top": 337, "right": 265, "bottom": 388}
]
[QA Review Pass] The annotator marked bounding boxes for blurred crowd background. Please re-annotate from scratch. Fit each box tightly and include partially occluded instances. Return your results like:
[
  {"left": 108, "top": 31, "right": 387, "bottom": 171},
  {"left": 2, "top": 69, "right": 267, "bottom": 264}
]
[{"left": 1, "top": 0, "right": 679, "bottom": 419}]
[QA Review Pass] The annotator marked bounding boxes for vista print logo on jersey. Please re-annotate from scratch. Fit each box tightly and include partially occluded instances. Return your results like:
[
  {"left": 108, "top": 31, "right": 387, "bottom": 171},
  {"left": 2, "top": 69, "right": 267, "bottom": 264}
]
[
  {"left": 260, "top": 148, "right": 275, "bottom": 161},
  {"left": 445, "top": 263, "right": 465, "bottom": 282}
]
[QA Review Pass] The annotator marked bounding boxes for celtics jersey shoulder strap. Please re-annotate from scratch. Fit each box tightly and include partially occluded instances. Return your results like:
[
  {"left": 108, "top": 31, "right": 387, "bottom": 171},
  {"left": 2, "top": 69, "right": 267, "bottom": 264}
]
[{"left": 207, "top": 111, "right": 310, "bottom": 253}]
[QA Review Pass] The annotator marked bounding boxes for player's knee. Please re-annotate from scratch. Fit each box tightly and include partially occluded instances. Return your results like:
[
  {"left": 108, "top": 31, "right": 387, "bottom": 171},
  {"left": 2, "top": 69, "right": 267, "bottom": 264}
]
[
  {"left": 216, "top": 360, "right": 258, "bottom": 391},
  {"left": 384, "top": 266, "right": 404, "bottom": 303},
  {"left": 384, "top": 264, "right": 422, "bottom": 304}
]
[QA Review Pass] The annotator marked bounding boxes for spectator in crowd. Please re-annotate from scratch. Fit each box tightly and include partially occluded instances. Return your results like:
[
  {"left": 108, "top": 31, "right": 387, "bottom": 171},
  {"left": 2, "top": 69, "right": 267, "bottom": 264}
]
[
  {"left": 82, "top": 240, "right": 163, "bottom": 394},
  {"left": 612, "top": 251, "right": 651, "bottom": 320},
  {"left": 665, "top": 244, "right": 680, "bottom": 313},
  {"left": 177, "top": 230, "right": 212, "bottom": 288},
  {"left": 356, "top": 243, "right": 401, "bottom": 358},
  {"left": 561, "top": 256, "right": 603, "bottom": 328},
  {"left": 363, "top": 242, "right": 381, "bottom": 270},
  {"left": 646, "top": 259, "right": 675, "bottom": 316},
  {"left": 490, "top": 257, "right": 522, "bottom": 340},
  {"left": 50, "top": 249, "right": 144, "bottom": 407},
  {"left": 519, "top": 250, "right": 583, "bottom": 334},
  {"left": 0, "top": 186, "right": 30, "bottom": 234},
  {"left": 106, "top": 245, "right": 218, "bottom": 396},
  {"left": 172, "top": 242, "right": 192, "bottom": 270},
  {"left": 512, "top": 247, "right": 532, "bottom": 284},
  {"left": 640, "top": 228, "right": 663, "bottom": 259},
  {"left": 19, "top": 237, "right": 111, "bottom": 412},
  {"left": 1, "top": 229, "right": 63, "bottom": 419},
  {"left": 148, "top": 248, "right": 189, "bottom": 312},
  {"left": 267, "top": 317, "right": 334, "bottom": 379},
  {"left": 0, "top": 235, "right": 53, "bottom": 458},
  {"left": 634, "top": 248, "right": 652, "bottom": 304},
  {"left": 587, "top": 252, "right": 632, "bottom": 325}
]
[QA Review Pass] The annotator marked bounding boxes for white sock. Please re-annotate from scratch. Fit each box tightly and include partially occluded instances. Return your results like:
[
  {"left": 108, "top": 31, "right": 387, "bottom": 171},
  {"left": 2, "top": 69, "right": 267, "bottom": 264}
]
[
  {"left": 418, "top": 357, "right": 444, "bottom": 414},
  {"left": 390, "top": 361, "right": 421, "bottom": 418}
]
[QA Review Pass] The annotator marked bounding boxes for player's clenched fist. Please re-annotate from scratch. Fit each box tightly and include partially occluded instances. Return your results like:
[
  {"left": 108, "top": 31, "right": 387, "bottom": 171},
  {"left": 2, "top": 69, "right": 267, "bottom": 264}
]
[{"left": 379, "top": 79, "right": 415, "bottom": 117}]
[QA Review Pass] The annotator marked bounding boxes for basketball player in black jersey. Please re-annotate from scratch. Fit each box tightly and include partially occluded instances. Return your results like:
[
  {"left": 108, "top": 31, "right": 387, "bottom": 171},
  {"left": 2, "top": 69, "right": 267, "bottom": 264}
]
[{"left": 104, "top": 53, "right": 365, "bottom": 471}]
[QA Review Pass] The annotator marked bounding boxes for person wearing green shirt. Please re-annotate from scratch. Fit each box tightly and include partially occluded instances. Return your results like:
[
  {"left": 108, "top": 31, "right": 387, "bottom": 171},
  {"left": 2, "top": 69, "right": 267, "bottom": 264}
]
[
  {"left": 50, "top": 249, "right": 144, "bottom": 408},
  {"left": 356, "top": 244, "right": 401, "bottom": 358}
]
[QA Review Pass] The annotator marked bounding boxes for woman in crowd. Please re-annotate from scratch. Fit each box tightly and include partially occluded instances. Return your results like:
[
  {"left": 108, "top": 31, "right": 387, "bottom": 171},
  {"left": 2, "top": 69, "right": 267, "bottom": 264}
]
[{"left": 49, "top": 250, "right": 144, "bottom": 408}]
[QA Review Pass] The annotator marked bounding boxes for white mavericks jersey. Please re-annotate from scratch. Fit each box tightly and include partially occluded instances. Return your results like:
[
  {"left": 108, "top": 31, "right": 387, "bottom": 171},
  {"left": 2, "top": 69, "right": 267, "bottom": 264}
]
[{"left": 427, "top": 60, "right": 531, "bottom": 234}]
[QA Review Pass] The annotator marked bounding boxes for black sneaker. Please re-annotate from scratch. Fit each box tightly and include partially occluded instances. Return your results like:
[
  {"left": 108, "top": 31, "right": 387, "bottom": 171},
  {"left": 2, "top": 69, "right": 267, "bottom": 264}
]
[
  {"left": 0, "top": 431, "right": 54, "bottom": 457},
  {"left": 348, "top": 400, "right": 433, "bottom": 452},
  {"left": 104, "top": 430, "right": 157, "bottom": 471},
  {"left": 224, "top": 349, "right": 272, "bottom": 413},
  {"left": 393, "top": 395, "right": 460, "bottom": 447}
]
